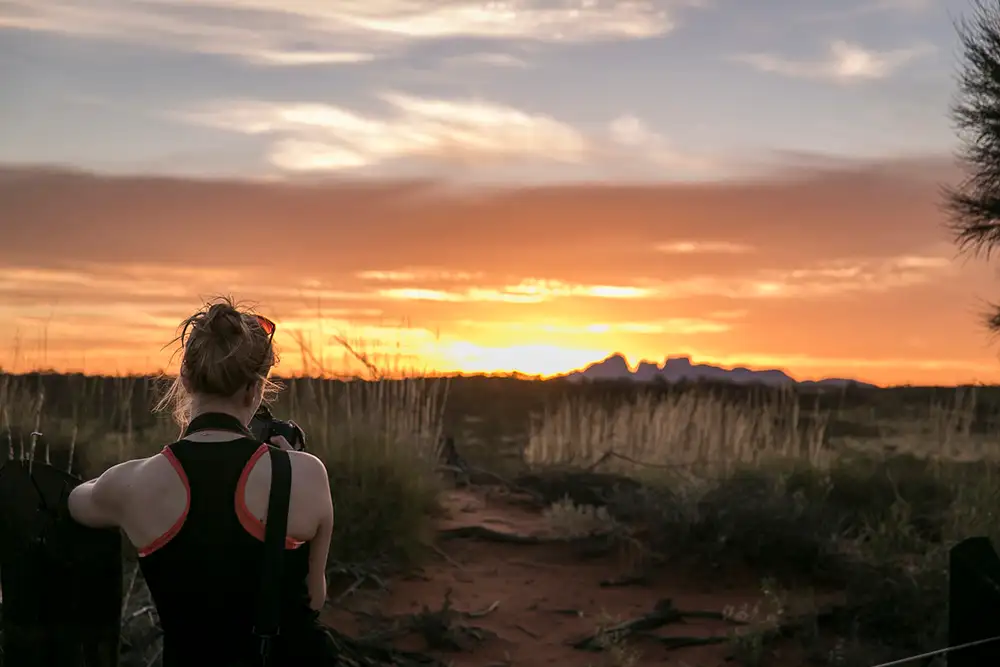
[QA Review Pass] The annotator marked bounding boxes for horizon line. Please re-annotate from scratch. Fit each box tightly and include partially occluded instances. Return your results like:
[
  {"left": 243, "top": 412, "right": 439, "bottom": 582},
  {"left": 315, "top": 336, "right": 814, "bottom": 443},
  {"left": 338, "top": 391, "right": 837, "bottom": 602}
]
[{"left": 7, "top": 365, "right": 1000, "bottom": 390}]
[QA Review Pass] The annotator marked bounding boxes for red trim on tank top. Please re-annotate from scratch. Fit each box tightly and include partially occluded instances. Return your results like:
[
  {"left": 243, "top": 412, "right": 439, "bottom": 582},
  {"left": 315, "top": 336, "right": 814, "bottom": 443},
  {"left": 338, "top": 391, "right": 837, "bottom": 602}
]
[
  {"left": 137, "top": 443, "right": 304, "bottom": 558},
  {"left": 236, "top": 444, "right": 305, "bottom": 550},
  {"left": 137, "top": 446, "right": 189, "bottom": 557}
]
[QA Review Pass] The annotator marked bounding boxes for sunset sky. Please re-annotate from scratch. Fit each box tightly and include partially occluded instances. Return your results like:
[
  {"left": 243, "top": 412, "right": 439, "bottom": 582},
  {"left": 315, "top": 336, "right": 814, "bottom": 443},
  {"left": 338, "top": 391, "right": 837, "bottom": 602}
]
[{"left": 3, "top": 0, "right": 1000, "bottom": 386}]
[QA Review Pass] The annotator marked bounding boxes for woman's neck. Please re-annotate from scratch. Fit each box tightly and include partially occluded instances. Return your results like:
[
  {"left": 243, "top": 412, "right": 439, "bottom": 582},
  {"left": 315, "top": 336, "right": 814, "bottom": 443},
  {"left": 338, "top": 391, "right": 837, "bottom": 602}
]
[{"left": 187, "top": 398, "right": 248, "bottom": 426}]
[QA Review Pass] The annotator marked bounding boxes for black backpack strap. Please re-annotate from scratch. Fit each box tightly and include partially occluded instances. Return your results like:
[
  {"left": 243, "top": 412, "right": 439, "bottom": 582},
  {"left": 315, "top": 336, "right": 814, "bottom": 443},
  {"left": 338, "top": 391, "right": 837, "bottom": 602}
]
[{"left": 254, "top": 446, "right": 292, "bottom": 666}]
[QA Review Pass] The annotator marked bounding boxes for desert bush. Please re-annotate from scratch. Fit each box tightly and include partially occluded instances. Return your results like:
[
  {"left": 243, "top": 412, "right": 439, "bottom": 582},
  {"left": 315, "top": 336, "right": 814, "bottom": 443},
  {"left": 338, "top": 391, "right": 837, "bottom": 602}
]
[
  {"left": 543, "top": 495, "right": 617, "bottom": 539},
  {"left": 524, "top": 388, "right": 1000, "bottom": 665},
  {"left": 280, "top": 376, "right": 448, "bottom": 565}
]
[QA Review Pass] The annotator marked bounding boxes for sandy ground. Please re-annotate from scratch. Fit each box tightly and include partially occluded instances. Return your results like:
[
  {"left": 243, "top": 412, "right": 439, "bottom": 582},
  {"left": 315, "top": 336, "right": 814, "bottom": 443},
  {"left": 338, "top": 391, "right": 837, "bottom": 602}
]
[{"left": 323, "top": 488, "right": 807, "bottom": 667}]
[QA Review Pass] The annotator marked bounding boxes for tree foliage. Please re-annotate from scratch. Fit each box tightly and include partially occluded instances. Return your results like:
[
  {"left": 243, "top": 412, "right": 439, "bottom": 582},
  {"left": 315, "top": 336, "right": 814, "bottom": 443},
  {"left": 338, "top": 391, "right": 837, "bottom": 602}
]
[{"left": 947, "top": 1, "right": 1000, "bottom": 330}]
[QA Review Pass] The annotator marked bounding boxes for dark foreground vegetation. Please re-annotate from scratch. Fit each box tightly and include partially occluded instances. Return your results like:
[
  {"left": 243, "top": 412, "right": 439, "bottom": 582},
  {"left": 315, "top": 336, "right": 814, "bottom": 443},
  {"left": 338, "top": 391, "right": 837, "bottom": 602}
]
[{"left": 3, "top": 371, "right": 1000, "bottom": 666}]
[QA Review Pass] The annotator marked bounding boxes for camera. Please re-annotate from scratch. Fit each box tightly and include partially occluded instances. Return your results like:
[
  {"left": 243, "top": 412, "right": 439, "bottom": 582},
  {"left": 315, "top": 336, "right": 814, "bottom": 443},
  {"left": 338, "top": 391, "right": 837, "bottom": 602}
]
[{"left": 249, "top": 404, "right": 307, "bottom": 452}]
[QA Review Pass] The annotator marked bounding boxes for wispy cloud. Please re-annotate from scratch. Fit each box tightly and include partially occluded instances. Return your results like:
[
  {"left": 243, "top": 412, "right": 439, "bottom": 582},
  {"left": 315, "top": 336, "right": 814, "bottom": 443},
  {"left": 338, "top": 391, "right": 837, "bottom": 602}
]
[
  {"left": 462, "top": 318, "right": 735, "bottom": 335},
  {"left": 655, "top": 241, "right": 754, "bottom": 254},
  {"left": 608, "top": 114, "right": 716, "bottom": 172},
  {"left": 247, "top": 51, "right": 375, "bottom": 66},
  {"left": 0, "top": 0, "right": 693, "bottom": 65},
  {"left": 176, "top": 94, "right": 590, "bottom": 171},
  {"left": 379, "top": 278, "right": 654, "bottom": 304},
  {"left": 442, "top": 52, "right": 531, "bottom": 69},
  {"left": 735, "top": 40, "right": 933, "bottom": 82},
  {"left": 0, "top": 1, "right": 374, "bottom": 67},
  {"left": 358, "top": 255, "right": 950, "bottom": 305},
  {"left": 357, "top": 268, "right": 485, "bottom": 282},
  {"left": 651, "top": 254, "right": 953, "bottom": 299}
]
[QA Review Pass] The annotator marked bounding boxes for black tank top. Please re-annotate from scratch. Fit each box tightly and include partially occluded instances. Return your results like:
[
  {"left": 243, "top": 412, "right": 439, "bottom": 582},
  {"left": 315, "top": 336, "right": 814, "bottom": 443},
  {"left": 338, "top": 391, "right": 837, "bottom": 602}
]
[{"left": 137, "top": 437, "right": 333, "bottom": 666}]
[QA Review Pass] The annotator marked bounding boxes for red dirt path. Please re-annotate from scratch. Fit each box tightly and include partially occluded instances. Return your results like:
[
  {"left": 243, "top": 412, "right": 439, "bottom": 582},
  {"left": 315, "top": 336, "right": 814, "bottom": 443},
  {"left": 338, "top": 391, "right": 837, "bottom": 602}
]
[{"left": 323, "top": 488, "right": 801, "bottom": 667}]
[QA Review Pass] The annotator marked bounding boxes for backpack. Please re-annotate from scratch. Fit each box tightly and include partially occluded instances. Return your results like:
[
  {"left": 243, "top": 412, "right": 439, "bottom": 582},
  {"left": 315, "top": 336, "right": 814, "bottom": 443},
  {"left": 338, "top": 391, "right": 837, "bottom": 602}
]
[{"left": 0, "top": 458, "right": 123, "bottom": 667}]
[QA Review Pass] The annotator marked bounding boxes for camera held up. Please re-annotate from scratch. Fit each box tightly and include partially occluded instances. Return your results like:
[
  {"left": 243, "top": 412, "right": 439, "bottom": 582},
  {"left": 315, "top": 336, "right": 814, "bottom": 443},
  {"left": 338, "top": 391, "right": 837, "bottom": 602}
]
[{"left": 249, "top": 404, "right": 306, "bottom": 452}]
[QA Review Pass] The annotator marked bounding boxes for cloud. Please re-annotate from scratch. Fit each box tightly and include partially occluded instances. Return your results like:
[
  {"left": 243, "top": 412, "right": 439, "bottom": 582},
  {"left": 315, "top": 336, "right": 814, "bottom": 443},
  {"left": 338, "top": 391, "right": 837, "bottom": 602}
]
[
  {"left": 379, "top": 279, "right": 654, "bottom": 304},
  {"left": 245, "top": 51, "right": 375, "bottom": 66},
  {"left": 357, "top": 268, "right": 485, "bottom": 282},
  {"left": 655, "top": 241, "right": 754, "bottom": 254},
  {"left": 735, "top": 40, "right": 933, "bottom": 82},
  {"left": 0, "top": 160, "right": 995, "bottom": 384},
  {"left": 0, "top": 264, "right": 380, "bottom": 311},
  {"left": 176, "top": 94, "right": 590, "bottom": 171},
  {"left": 359, "top": 255, "right": 952, "bottom": 305},
  {"left": 0, "top": 158, "right": 958, "bottom": 270},
  {"left": 647, "top": 254, "right": 954, "bottom": 299},
  {"left": 608, "top": 114, "right": 716, "bottom": 173},
  {"left": 0, "top": 1, "right": 375, "bottom": 67},
  {"left": 0, "top": 0, "right": 693, "bottom": 65},
  {"left": 462, "top": 318, "right": 735, "bottom": 335},
  {"left": 442, "top": 52, "right": 531, "bottom": 68},
  {"left": 175, "top": 97, "right": 710, "bottom": 176}
]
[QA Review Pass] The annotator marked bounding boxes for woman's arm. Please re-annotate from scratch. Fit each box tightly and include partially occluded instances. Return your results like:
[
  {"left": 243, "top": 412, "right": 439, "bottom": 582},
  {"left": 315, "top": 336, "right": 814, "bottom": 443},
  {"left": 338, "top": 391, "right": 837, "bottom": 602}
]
[
  {"left": 303, "top": 455, "right": 334, "bottom": 611},
  {"left": 68, "top": 459, "right": 139, "bottom": 528}
]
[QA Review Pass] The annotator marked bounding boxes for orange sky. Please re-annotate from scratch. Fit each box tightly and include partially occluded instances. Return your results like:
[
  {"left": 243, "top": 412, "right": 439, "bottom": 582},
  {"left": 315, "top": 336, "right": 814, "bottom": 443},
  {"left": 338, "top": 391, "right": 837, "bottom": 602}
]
[{"left": 3, "top": 157, "right": 1000, "bottom": 386}]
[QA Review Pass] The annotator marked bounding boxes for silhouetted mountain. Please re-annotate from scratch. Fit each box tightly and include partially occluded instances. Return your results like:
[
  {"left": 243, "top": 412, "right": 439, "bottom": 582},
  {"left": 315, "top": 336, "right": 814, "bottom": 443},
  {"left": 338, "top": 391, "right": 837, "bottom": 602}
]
[{"left": 564, "top": 353, "right": 877, "bottom": 388}]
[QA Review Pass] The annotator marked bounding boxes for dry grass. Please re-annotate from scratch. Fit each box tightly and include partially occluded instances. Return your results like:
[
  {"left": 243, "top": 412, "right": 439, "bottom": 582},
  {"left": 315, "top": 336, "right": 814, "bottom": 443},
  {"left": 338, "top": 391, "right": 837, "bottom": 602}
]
[
  {"left": 4, "top": 364, "right": 1000, "bottom": 666},
  {"left": 283, "top": 375, "right": 448, "bottom": 564},
  {"left": 522, "top": 386, "right": 1000, "bottom": 666},
  {"left": 0, "top": 355, "right": 450, "bottom": 666},
  {"left": 525, "top": 388, "right": 829, "bottom": 473}
]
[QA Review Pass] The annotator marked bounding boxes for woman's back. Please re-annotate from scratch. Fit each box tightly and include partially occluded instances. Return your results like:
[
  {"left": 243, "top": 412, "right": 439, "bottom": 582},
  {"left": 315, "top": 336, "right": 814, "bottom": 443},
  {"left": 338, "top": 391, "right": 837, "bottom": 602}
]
[
  {"left": 137, "top": 437, "right": 320, "bottom": 665},
  {"left": 67, "top": 299, "right": 337, "bottom": 665}
]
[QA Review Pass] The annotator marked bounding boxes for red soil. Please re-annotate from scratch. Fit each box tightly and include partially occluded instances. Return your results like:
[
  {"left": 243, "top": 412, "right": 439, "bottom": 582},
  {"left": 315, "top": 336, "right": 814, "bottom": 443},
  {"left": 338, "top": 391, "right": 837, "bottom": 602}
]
[{"left": 323, "top": 488, "right": 807, "bottom": 667}]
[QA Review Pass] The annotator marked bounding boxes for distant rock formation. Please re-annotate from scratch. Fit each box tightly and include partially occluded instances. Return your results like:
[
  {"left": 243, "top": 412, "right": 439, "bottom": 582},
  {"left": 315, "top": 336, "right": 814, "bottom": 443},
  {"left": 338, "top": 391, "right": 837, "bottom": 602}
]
[{"left": 563, "top": 353, "right": 876, "bottom": 388}]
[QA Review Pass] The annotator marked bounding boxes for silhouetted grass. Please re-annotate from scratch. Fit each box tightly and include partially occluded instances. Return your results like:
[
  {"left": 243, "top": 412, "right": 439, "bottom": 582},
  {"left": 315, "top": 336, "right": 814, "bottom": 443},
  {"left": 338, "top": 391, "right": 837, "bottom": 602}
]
[{"left": 4, "top": 369, "right": 1000, "bottom": 666}]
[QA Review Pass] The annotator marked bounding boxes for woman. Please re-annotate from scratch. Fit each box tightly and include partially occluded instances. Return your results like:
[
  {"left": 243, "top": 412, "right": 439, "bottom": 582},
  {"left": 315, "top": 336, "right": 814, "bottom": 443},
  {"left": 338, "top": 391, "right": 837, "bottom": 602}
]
[{"left": 68, "top": 297, "right": 337, "bottom": 666}]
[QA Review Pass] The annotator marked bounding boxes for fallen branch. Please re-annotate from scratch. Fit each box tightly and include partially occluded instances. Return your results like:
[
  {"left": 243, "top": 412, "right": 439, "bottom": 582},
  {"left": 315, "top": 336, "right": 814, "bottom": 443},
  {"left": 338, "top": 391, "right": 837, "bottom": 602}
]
[
  {"left": 463, "top": 601, "right": 500, "bottom": 619},
  {"left": 437, "top": 525, "right": 619, "bottom": 555},
  {"left": 327, "top": 561, "right": 390, "bottom": 606},
  {"left": 325, "top": 626, "right": 448, "bottom": 666},
  {"left": 437, "top": 526, "right": 545, "bottom": 544},
  {"left": 430, "top": 545, "right": 464, "bottom": 570},
  {"left": 358, "top": 590, "right": 495, "bottom": 654},
  {"left": 569, "top": 598, "right": 739, "bottom": 653}
]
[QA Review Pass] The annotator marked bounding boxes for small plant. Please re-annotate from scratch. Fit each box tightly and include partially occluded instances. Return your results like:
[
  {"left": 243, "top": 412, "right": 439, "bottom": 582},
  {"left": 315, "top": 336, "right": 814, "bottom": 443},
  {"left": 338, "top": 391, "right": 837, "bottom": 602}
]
[
  {"left": 723, "top": 578, "right": 787, "bottom": 667},
  {"left": 590, "top": 611, "right": 642, "bottom": 667},
  {"left": 544, "top": 495, "right": 617, "bottom": 538}
]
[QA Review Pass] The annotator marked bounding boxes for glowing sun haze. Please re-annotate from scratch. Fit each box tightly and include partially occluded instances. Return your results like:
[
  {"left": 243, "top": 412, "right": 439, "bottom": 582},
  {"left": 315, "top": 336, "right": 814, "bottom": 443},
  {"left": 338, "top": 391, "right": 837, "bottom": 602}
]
[{"left": 1, "top": 0, "right": 997, "bottom": 385}]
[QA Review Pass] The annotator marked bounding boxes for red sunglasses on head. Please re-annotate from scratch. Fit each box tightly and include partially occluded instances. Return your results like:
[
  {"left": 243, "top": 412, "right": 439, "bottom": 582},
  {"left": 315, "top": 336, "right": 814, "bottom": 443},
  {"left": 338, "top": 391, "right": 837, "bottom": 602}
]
[{"left": 255, "top": 315, "right": 276, "bottom": 343}]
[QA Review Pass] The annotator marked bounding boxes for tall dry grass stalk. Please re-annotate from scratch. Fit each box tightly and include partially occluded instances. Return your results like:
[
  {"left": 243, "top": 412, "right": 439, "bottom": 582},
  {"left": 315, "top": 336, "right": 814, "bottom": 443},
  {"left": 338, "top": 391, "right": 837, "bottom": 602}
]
[
  {"left": 279, "top": 330, "right": 451, "bottom": 562},
  {"left": 286, "top": 328, "right": 450, "bottom": 463},
  {"left": 283, "top": 376, "right": 449, "bottom": 465}
]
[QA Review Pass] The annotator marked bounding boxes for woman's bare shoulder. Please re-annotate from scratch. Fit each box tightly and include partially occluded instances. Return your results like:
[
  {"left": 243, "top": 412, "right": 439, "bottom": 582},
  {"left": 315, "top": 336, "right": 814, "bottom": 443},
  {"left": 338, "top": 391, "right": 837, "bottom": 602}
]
[
  {"left": 288, "top": 450, "right": 328, "bottom": 481},
  {"left": 129, "top": 452, "right": 184, "bottom": 491}
]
